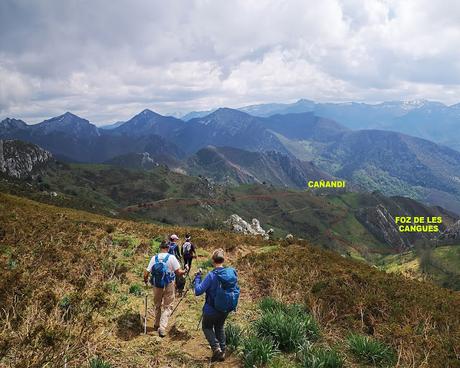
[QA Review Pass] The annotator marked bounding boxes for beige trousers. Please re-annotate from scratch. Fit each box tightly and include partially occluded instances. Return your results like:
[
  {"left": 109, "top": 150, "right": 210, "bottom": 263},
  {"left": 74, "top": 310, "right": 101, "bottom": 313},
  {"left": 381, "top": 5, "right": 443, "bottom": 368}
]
[{"left": 153, "top": 282, "right": 175, "bottom": 330}]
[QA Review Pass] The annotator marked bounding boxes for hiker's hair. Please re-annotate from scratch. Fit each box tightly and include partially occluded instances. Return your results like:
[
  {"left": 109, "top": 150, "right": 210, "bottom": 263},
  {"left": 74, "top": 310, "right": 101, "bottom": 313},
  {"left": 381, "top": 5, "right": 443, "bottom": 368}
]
[
  {"left": 159, "top": 240, "right": 169, "bottom": 249},
  {"left": 212, "top": 248, "right": 225, "bottom": 264}
]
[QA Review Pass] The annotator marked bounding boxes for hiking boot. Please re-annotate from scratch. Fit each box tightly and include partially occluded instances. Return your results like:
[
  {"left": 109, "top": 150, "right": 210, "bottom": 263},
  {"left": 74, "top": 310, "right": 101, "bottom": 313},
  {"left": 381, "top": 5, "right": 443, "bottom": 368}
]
[
  {"left": 210, "top": 348, "right": 223, "bottom": 362},
  {"left": 158, "top": 328, "right": 166, "bottom": 338},
  {"left": 217, "top": 350, "right": 225, "bottom": 362}
]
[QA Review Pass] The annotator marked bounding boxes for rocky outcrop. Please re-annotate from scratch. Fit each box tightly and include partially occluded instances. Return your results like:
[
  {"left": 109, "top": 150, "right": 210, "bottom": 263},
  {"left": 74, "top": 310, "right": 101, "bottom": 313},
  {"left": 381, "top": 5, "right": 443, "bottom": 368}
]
[
  {"left": 439, "top": 220, "right": 460, "bottom": 241},
  {"left": 224, "top": 214, "right": 269, "bottom": 239},
  {"left": 0, "top": 140, "right": 52, "bottom": 179},
  {"left": 187, "top": 146, "right": 334, "bottom": 189},
  {"left": 356, "top": 204, "right": 411, "bottom": 251}
]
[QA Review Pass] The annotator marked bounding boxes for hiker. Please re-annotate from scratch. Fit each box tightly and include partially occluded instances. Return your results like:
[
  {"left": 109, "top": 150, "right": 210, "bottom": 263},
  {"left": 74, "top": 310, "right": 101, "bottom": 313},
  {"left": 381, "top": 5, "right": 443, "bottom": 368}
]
[
  {"left": 167, "top": 234, "right": 182, "bottom": 262},
  {"left": 193, "top": 249, "right": 240, "bottom": 362},
  {"left": 175, "top": 272, "right": 186, "bottom": 297},
  {"left": 144, "top": 240, "right": 187, "bottom": 337},
  {"left": 182, "top": 233, "right": 197, "bottom": 271}
]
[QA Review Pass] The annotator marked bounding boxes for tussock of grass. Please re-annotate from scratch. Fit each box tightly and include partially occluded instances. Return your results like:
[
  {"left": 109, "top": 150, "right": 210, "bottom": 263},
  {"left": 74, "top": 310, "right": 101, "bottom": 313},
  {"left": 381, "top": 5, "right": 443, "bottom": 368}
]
[
  {"left": 89, "top": 357, "right": 112, "bottom": 368},
  {"left": 128, "top": 283, "right": 143, "bottom": 296},
  {"left": 242, "top": 335, "right": 279, "bottom": 368},
  {"left": 347, "top": 334, "right": 395, "bottom": 367},
  {"left": 259, "top": 297, "right": 287, "bottom": 313},
  {"left": 297, "top": 344, "right": 343, "bottom": 368},
  {"left": 269, "top": 355, "right": 301, "bottom": 368},
  {"left": 254, "top": 302, "right": 319, "bottom": 352},
  {"left": 225, "top": 322, "right": 243, "bottom": 352}
]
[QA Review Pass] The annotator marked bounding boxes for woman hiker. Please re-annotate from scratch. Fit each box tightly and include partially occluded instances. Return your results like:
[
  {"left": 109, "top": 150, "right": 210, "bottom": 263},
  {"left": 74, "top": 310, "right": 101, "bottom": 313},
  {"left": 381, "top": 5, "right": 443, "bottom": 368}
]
[{"left": 193, "top": 249, "right": 240, "bottom": 362}]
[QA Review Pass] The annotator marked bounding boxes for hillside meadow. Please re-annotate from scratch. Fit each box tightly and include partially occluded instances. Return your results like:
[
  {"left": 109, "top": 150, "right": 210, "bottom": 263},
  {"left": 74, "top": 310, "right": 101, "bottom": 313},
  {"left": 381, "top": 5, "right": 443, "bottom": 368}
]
[{"left": 0, "top": 193, "right": 459, "bottom": 367}]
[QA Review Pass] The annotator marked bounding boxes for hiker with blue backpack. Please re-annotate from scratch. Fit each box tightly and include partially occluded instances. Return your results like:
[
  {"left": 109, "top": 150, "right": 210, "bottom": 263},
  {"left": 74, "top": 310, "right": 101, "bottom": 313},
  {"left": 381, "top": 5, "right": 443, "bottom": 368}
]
[
  {"left": 144, "top": 240, "right": 187, "bottom": 337},
  {"left": 167, "top": 234, "right": 182, "bottom": 262},
  {"left": 193, "top": 249, "right": 240, "bottom": 362}
]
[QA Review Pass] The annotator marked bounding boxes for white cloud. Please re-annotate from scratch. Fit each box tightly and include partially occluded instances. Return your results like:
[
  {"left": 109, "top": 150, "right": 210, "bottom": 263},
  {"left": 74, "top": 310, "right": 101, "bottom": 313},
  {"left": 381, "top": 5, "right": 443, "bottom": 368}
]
[{"left": 1, "top": 0, "right": 460, "bottom": 124}]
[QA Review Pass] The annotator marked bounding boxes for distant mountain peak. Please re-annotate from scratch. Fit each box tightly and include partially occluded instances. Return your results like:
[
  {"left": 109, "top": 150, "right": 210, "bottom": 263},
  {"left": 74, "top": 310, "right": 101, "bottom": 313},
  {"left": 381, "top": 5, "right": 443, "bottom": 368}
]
[
  {"left": 47, "top": 112, "right": 89, "bottom": 124},
  {"left": 295, "top": 98, "right": 315, "bottom": 104},
  {"left": 139, "top": 108, "right": 159, "bottom": 116},
  {"left": 206, "top": 107, "right": 251, "bottom": 119},
  {"left": 129, "top": 109, "right": 165, "bottom": 121},
  {"left": 196, "top": 107, "right": 254, "bottom": 128},
  {"left": 0, "top": 118, "right": 28, "bottom": 129}
]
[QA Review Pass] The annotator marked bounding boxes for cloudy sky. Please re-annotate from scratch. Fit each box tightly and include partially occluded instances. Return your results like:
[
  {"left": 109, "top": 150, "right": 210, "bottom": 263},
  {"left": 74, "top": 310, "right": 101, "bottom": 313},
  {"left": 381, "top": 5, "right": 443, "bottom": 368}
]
[{"left": 1, "top": 0, "right": 460, "bottom": 124}]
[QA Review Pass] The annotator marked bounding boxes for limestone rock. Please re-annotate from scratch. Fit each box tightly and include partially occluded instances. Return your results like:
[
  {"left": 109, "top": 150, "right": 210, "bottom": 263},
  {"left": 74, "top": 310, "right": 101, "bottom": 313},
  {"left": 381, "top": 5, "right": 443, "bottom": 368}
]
[
  {"left": 0, "top": 140, "right": 52, "bottom": 179},
  {"left": 224, "top": 214, "right": 269, "bottom": 239},
  {"left": 439, "top": 220, "right": 460, "bottom": 240}
]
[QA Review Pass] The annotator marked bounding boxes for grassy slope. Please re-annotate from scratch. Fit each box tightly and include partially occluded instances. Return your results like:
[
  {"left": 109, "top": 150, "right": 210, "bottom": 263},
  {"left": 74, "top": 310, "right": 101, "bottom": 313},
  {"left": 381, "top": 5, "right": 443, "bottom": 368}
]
[
  {"left": 2, "top": 163, "right": 458, "bottom": 287},
  {"left": 378, "top": 245, "right": 460, "bottom": 290},
  {"left": 1, "top": 193, "right": 459, "bottom": 367},
  {"left": 0, "top": 163, "right": 388, "bottom": 258}
]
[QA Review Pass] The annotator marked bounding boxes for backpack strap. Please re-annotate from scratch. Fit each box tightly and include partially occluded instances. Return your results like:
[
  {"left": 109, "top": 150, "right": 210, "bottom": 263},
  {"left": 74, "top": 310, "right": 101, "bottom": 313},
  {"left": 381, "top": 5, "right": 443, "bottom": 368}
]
[
  {"left": 164, "top": 254, "right": 170, "bottom": 263},
  {"left": 154, "top": 255, "right": 159, "bottom": 264}
]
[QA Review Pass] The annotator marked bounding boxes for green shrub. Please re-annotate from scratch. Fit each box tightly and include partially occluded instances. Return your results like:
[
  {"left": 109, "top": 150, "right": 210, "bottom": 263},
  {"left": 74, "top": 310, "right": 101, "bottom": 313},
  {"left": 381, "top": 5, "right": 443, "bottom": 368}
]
[
  {"left": 89, "top": 357, "right": 112, "bottom": 368},
  {"left": 347, "top": 334, "right": 395, "bottom": 367},
  {"left": 128, "top": 284, "right": 143, "bottom": 296},
  {"left": 259, "top": 297, "right": 287, "bottom": 313},
  {"left": 298, "top": 344, "right": 343, "bottom": 368},
  {"left": 198, "top": 259, "right": 213, "bottom": 270},
  {"left": 225, "top": 322, "right": 243, "bottom": 352},
  {"left": 254, "top": 305, "right": 320, "bottom": 352},
  {"left": 259, "top": 297, "right": 309, "bottom": 317},
  {"left": 242, "top": 335, "right": 279, "bottom": 368}
]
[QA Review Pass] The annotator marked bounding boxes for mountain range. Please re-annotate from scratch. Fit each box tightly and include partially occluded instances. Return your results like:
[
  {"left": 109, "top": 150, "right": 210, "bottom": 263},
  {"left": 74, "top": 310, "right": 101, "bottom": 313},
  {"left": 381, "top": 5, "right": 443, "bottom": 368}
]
[
  {"left": 2, "top": 139, "right": 459, "bottom": 254},
  {"left": 3, "top": 105, "right": 460, "bottom": 213},
  {"left": 184, "top": 99, "right": 460, "bottom": 151},
  {"left": 185, "top": 146, "right": 333, "bottom": 188},
  {"left": 2, "top": 138, "right": 460, "bottom": 292}
]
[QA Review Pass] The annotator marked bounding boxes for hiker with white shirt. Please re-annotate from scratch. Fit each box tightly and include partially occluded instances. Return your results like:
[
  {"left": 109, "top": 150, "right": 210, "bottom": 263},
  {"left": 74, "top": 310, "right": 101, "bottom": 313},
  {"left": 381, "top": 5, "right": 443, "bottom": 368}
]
[{"left": 144, "top": 240, "right": 186, "bottom": 337}]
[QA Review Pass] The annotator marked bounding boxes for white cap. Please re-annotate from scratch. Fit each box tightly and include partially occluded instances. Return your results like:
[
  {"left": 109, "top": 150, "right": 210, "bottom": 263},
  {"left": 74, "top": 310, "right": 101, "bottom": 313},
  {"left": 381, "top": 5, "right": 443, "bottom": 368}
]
[{"left": 170, "top": 234, "right": 179, "bottom": 240}]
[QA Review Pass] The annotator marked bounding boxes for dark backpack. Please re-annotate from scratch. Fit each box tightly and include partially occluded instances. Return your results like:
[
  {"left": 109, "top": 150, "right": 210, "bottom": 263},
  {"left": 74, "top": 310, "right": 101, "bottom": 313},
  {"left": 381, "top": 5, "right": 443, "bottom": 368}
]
[
  {"left": 183, "top": 241, "right": 193, "bottom": 256},
  {"left": 212, "top": 267, "right": 240, "bottom": 313},
  {"left": 150, "top": 254, "right": 174, "bottom": 288}
]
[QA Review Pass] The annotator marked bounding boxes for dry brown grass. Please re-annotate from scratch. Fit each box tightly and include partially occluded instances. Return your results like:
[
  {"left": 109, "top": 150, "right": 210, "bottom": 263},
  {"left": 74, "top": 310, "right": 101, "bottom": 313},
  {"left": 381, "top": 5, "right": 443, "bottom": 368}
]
[
  {"left": 240, "top": 244, "right": 460, "bottom": 368},
  {"left": 0, "top": 193, "right": 266, "bottom": 367}
]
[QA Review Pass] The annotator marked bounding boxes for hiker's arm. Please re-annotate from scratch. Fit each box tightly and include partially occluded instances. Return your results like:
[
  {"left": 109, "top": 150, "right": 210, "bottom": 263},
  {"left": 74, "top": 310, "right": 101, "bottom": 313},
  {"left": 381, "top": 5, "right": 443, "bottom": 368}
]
[
  {"left": 143, "top": 270, "right": 150, "bottom": 284},
  {"left": 175, "top": 268, "right": 186, "bottom": 276},
  {"left": 194, "top": 273, "right": 211, "bottom": 296},
  {"left": 144, "top": 257, "right": 154, "bottom": 284}
]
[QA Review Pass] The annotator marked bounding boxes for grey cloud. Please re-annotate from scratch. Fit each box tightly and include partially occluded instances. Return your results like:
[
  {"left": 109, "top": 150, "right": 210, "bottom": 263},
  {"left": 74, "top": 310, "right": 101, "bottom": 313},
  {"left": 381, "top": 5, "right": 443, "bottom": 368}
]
[{"left": 1, "top": 0, "right": 460, "bottom": 124}]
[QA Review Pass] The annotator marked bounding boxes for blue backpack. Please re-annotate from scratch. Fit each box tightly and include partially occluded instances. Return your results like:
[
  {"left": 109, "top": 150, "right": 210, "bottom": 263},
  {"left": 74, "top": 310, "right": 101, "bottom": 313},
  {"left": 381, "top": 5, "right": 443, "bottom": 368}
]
[
  {"left": 213, "top": 268, "right": 240, "bottom": 313},
  {"left": 150, "top": 254, "right": 174, "bottom": 288}
]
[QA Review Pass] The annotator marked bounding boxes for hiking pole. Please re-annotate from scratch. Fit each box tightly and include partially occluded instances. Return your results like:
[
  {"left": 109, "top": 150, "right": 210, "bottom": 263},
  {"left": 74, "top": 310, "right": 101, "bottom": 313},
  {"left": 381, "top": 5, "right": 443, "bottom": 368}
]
[
  {"left": 170, "top": 276, "right": 193, "bottom": 317},
  {"left": 144, "top": 292, "right": 148, "bottom": 334}
]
